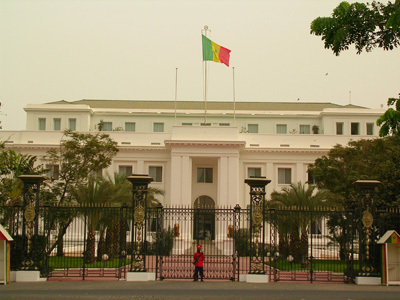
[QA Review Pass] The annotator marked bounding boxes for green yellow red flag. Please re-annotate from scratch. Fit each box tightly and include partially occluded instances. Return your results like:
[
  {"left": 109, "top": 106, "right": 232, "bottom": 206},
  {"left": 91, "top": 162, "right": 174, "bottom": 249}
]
[{"left": 202, "top": 35, "right": 231, "bottom": 67}]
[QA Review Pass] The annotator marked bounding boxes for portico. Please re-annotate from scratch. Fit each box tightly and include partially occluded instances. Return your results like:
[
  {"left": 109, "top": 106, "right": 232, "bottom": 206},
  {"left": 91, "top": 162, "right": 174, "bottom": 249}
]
[{"left": 166, "top": 126, "right": 245, "bottom": 208}]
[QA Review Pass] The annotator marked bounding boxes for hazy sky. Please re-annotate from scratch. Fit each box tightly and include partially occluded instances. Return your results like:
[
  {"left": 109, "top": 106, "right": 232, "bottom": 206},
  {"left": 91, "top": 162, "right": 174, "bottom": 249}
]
[{"left": 1, "top": 0, "right": 399, "bottom": 130}]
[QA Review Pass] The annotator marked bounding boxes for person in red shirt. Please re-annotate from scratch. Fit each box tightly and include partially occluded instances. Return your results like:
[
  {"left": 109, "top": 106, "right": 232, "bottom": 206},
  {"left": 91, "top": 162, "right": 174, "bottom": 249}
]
[{"left": 193, "top": 244, "right": 204, "bottom": 281}]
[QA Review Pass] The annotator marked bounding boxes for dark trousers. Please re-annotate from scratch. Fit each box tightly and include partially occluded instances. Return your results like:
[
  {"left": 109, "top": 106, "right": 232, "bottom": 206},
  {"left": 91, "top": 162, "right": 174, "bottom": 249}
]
[{"left": 193, "top": 266, "right": 204, "bottom": 280}]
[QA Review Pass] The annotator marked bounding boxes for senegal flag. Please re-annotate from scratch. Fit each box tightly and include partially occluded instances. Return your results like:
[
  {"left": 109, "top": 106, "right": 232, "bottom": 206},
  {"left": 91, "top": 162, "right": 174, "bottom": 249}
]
[{"left": 202, "top": 35, "right": 231, "bottom": 67}]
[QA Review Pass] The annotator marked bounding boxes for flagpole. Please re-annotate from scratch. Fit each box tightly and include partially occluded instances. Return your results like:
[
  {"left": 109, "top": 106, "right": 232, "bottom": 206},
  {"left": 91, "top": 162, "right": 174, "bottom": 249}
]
[
  {"left": 232, "top": 66, "right": 236, "bottom": 126},
  {"left": 203, "top": 25, "right": 210, "bottom": 124},
  {"left": 174, "top": 67, "right": 178, "bottom": 125}
]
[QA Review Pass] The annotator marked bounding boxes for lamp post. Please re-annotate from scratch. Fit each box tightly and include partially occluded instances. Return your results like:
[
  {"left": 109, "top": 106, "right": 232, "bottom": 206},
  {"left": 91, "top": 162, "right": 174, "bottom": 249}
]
[
  {"left": 354, "top": 180, "right": 381, "bottom": 278},
  {"left": 18, "top": 175, "right": 46, "bottom": 271},
  {"left": 126, "top": 174, "right": 153, "bottom": 272},
  {"left": 245, "top": 177, "right": 271, "bottom": 274}
]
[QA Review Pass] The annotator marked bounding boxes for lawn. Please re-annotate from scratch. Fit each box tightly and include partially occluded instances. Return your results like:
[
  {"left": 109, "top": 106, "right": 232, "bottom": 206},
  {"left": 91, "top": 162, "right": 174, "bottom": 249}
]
[
  {"left": 45, "top": 256, "right": 132, "bottom": 269},
  {"left": 266, "top": 259, "right": 360, "bottom": 273}
]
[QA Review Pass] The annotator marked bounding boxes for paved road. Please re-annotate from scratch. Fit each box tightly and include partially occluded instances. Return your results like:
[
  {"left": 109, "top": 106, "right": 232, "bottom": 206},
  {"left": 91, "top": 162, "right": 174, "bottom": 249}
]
[{"left": 1, "top": 281, "right": 400, "bottom": 300}]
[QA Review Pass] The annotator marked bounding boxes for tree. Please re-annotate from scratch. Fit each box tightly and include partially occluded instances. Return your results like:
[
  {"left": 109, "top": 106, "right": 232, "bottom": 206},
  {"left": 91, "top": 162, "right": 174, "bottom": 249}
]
[
  {"left": 72, "top": 175, "right": 115, "bottom": 264},
  {"left": 306, "top": 137, "right": 400, "bottom": 259},
  {"left": 311, "top": 2, "right": 400, "bottom": 136},
  {"left": 377, "top": 96, "right": 400, "bottom": 136},
  {"left": 46, "top": 130, "right": 119, "bottom": 204},
  {"left": 45, "top": 130, "right": 119, "bottom": 256},
  {"left": 0, "top": 146, "right": 43, "bottom": 206},
  {"left": 0, "top": 145, "right": 44, "bottom": 236},
  {"left": 269, "top": 182, "right": 331, "bottom": 265},
  {"left": 71, "top": 173, "right": 165, "bottom": 262},
  {"left": 308, "top": 136, "right": 400, "bottom": 209},
  {"left": 310, "top": 1, "right": 400, "bottom": 56}
]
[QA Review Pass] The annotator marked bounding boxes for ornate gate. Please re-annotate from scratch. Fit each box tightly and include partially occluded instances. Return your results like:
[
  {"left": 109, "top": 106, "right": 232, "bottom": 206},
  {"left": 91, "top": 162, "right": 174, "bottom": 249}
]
[{"left": 156, "top": 206, "right": 238, "bottom": 281}]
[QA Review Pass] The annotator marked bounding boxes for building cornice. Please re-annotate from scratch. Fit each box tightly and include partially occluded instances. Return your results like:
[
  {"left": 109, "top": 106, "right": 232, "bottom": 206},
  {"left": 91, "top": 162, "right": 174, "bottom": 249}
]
[
  {"left": 165, "top": 140, "right": 246, "bottom": 148},
  {"left": 24, "top": 104, "right": 93, "bottom": 113},
  {"left": 242, "top": 147, "right": 330, "bottom": 154}
]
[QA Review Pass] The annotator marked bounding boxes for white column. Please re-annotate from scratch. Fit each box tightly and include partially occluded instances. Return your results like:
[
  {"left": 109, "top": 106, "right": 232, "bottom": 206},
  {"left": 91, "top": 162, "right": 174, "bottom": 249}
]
[
  {"left": 137, "top": 160, "right": 145, "bottom": 174},
  {"left": 296, "top": 162, "right": 304, "bottom": 183},
  {"left": 227, "top": 155, "right": 239, "bottom": 207},
  {"left": 266, "top": 162, "right": 274, "bottom": 200},
  {"left": 218, "top": 155, "right": 240, "bottom": 208},
  {"left": 218, "top": 156, "right": 229, "bottom": 207},
  {"left": 181, "top": 155, "right": 192, "bottom": 206},
  {"left": 170, "top": 155, "right": 182, "bottom": 205}
]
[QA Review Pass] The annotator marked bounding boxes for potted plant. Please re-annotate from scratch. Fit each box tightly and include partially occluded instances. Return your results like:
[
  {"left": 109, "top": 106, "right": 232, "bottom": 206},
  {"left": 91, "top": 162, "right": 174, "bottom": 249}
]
[{"left": 312, "top": 125, "right": 319, "bottom": 134}]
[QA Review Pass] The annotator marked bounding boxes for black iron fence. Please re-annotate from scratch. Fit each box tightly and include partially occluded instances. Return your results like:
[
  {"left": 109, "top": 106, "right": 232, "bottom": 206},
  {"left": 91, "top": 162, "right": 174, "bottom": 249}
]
[
  {"left": 266, "top": 208, "right": 356, "bottom": 282},
  {"left": 1, "top": 204, "right": 400, "bottom": 282}
]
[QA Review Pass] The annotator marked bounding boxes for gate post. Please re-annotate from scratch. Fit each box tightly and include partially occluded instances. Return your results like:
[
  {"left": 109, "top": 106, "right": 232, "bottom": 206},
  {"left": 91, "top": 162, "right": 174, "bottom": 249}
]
[
  {"left": 155, "top": 203, "right": 163, "bottom": 280},
  {"left": 344, "top": 209, "right": 355, "bottom": 283},
  {"left": 354, "top": 180, "right": 381, "bottom": 285},
  {"left": 233, "top": 204, "right": 241, "bottom": 281},
  {"left": 268, "top": 208, "right": 277, "bottom": 282},
  {"left": 245, "top": 177, "right": 271, "bottom": 281},
  {"left": 17, "top": 175, "right": 46, "bottom": 281},
  {"left": 126, "top": 174, "right": 153, "bottom": 277}
]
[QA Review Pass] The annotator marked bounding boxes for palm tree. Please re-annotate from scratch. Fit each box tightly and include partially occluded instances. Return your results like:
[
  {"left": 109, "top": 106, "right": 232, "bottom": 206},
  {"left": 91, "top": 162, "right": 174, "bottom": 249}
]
[
  {"left": 85, "top": 173, "right": 166, "bottom": 261},
  {"left": 72, "top": 173, "right": 165, "bottom": 263},
  {"left": 101, "top": 173, "right": 164, "bottom": 260},
  {"left": 269, "top": 182, "right": 331, "bottom": 264},
  {"left": 72, "top": 175, "right": 114, "bottom": 263}
]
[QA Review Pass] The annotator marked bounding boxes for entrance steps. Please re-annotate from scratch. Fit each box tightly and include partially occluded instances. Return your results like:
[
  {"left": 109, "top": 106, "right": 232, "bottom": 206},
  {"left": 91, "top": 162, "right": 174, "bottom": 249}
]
[{"left": 183, "top": 241, "right": 224, "bottom": 255}]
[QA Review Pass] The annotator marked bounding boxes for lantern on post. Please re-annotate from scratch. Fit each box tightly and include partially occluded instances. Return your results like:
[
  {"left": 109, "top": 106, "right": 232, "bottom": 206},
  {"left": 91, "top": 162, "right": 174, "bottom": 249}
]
[
  {"left": 18, "top": 175, "right": 46, "bottom": 271},
  {"left": 126, "top": 174, "right": 153, "bottom": 272},
  {"left": 354, "top": 180, "right": 381, "bottom": 281},
  {"left": 245, "top": 177, "right": 271, "bottom": 275}
]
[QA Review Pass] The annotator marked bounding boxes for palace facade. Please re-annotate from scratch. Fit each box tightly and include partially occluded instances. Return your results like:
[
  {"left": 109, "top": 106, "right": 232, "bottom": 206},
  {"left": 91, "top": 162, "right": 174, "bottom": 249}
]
[{"left": 0, "top": 99, "right": 383, "bottom": 208}]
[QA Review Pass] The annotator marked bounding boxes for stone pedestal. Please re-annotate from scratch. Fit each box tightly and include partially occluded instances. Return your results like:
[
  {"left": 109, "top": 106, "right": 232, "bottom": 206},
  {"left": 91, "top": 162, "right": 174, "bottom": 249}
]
[
  {"left": 126, "top": 272, "right": 156, "bottom": 281},
  {"left": 239, "top": 274, "right": 269, "bottom": 283},
  {"left": 15, "top": 271, "right": 46, "bottom": 282},
  {"left": 355, "top": 276, "right": 381, "bottom": 285}
]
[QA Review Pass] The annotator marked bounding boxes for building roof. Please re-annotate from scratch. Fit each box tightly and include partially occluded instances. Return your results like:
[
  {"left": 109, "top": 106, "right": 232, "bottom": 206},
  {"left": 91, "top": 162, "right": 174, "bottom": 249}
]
[
  {"left": 47, "top": 99, "right": 366, "bottom": 112},
  {"left": 0, "top": 224, "right": 13, "bottom": 241}
]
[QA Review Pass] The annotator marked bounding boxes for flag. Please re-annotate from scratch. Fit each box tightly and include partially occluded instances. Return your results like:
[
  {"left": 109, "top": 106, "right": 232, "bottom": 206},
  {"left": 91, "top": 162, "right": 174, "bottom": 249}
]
[{"left": 202, "top": 35, "right": 231, "bottom": 67}]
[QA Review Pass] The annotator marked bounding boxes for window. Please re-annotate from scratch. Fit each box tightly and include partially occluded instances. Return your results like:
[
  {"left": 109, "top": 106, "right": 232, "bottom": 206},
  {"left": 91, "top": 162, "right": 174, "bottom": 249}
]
[
  {"left": 125, "top": 122, "right": 136, "bottom": 132},
  {"left": 248, "top": 124, "right": 259, "bottom": 133},
  {"left": 53, "top": 118, "right": 61, "bottom": 131},
  {"left": 38, "top": 118, "right": 46, "bottom": 131},
  {"left": 300, "top": 125, "right": 310, "bottom": 134},
  {"left": 153, "top": 123, "right": 164, "bottom": 132},
  {"left": 248, "top": 167, "right": 261, "bottom": 178},
  {"left": 351, "top": 122, "right": 359, "bottom": 135},
  {"left": 366, "top": 123, "right": 374, "bottom": 135},
  {"left": 182, "top": 123, "right": 192, "bottom": 126},
  {"left": 102, "top": 122, "right": 112, "bottom": 131},
  {"left": 149, "top": 166, "right": 162, "bottom": 182},
  {"left": 69, "top": 118, "right": 76, "bottom": 131},
  {"left": 200, "top": 123, "right": 211, "bottom": 126},
  {"left": 197, "top": 168, "right": 213, "bottom": 183},
  {"left": 219, "top": 123, "right": 230, "bottom": 126},
  {"left": 46, "top": 164, "right": 60, "bottom": 180},
  {"left": 119, "top": 166, "right": 132, "bottom": 176},
  {"left": 336, "top": 122, "right": 344, "bottom": 135},
  {"left": 309, "top": 219, "right": 322, "bottom": 235},
  {"left": 276, "top": 124, "right": 287, "bottom": 134},
  {"left": 147, "top": 214, "right": 158, "bottom": 232},
  {"left": 278, "top": 168, "right": 291, "bottom": 184}
]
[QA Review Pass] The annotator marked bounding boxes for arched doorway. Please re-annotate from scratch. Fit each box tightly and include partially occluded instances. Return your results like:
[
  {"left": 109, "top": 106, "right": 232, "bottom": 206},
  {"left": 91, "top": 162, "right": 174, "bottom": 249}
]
[{"left": 193, "top": 196, "right": 215, "bottom": 240}]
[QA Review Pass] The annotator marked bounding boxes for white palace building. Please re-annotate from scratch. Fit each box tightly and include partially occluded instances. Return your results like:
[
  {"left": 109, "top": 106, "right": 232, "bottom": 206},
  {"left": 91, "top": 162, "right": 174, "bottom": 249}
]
[{"left": 0, "top": 99, "right": 384, "bottom": 208}]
